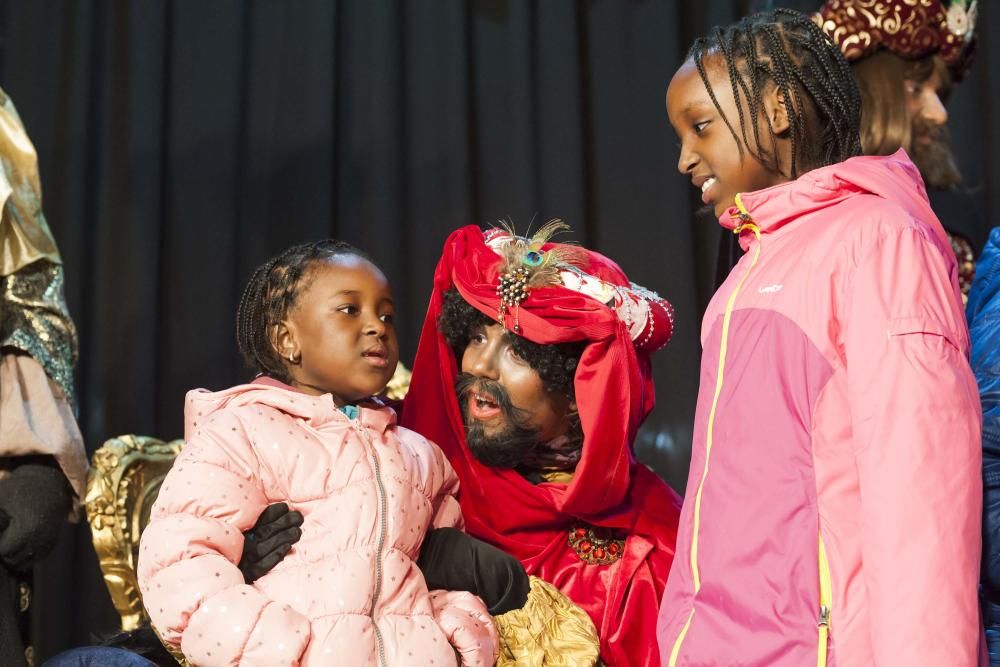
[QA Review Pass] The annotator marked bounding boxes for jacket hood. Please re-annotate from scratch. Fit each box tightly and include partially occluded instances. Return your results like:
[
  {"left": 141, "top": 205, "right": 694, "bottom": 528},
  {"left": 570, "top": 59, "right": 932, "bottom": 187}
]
[
  {"left": 723, "top": 149, "right": 947, "bottom": 248},
  {"left": 184, "top": 376, "right": 395, "bottom": 438}
]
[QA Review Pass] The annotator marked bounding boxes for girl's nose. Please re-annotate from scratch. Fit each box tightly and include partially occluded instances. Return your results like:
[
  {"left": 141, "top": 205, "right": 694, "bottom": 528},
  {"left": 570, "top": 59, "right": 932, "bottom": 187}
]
[
  {"left": 677, "top": 142, "right": 698, "bottom": 175},
  {"left": 363, "top": 315, "right": 386, "bottom": 337}
]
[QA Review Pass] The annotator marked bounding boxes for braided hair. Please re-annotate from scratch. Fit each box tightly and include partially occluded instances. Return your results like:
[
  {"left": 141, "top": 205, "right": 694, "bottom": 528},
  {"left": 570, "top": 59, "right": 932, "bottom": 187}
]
[
  {"left": 690, "top": 8, "right": 862, "bottom": 178},
  {"left": 235, "top": 239, "right": 372, "bottom": 383}
]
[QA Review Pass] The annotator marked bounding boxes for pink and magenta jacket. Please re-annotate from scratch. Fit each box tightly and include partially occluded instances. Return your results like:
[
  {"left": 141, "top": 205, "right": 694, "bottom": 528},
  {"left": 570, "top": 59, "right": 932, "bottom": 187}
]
[
  {"left": 656, "top": 151, "right": 982, "bottom": 666},
  {"left": 138, "top": 377, "right": 498, "bottom": 666}
]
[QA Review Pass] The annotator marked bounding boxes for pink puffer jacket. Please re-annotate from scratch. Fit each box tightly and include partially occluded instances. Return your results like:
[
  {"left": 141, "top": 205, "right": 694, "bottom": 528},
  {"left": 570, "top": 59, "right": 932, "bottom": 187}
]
[{"left": 138, "top": 377, "right": 498, "bottom": 666}]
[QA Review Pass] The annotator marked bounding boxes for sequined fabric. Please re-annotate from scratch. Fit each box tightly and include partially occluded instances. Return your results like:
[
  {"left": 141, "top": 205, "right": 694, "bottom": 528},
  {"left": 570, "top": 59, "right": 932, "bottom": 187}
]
[
  {"left": 949, "top": 229, "right": 976, "bottom": 302},
  {"left": 815, "top": 0, "right": 977, "bottom": 79},
  {"left": 0, "top": 261, "right": 78, "bottom": 407}
]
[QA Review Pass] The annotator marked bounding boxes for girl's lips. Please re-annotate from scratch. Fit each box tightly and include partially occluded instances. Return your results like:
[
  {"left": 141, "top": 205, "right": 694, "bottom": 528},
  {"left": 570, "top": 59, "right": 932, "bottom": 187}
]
[
  {"left": 468, "top": 393, "right": 501, "bottom": 421},
  {"left": 363, "top": 355, "right": 389, "bottom": 369},
  {"left": 362, "top": 350, "right": 389, "bottom": 368}
]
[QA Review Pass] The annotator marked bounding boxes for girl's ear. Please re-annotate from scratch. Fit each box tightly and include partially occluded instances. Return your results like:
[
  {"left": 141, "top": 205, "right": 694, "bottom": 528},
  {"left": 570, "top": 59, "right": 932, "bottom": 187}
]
[
  {"left": 274, "top": 321, "right": 300, "bottom": 364},
  {"left": 765, "top": 85, "right": 791, "bottom": 135}
]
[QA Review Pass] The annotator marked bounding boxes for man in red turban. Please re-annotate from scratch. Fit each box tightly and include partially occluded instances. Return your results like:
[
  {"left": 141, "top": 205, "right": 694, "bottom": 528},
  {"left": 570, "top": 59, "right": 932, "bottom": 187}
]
[{"left": 402, "top": 223, "right": 681, "bottom": 665}]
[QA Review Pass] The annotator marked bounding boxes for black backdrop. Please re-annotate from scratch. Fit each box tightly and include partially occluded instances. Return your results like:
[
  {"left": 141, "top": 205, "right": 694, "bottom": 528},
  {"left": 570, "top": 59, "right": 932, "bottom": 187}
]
[{"left": 0, "top": 0, "right": 996, "bottom": 657}]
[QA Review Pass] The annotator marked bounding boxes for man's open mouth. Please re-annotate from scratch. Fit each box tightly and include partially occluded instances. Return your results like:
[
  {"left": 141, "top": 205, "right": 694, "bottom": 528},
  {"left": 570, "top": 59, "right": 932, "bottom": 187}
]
[{"left": 468, "top": 391, "right": 502, "bottom": 420}]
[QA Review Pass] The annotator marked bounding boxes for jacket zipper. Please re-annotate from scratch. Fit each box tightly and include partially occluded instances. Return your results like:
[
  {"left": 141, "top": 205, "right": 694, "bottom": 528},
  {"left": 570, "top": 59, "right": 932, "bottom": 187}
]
[
  {"left": 669, "top": 194, "right": 762, "bottom": 666},
  {"left": 818, "top": 533, "right": 832, "bottom": 667},
  {"left": 359, "top": 423, "right": 389, "bottom": 667}
]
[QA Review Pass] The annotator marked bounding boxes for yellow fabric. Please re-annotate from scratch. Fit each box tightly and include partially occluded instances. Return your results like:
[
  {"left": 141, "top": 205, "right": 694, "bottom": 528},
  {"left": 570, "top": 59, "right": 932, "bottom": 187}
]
[
  {"left": 538, "top": 470, "right": 574, "bottom": 484},
  {"left": 493, "top": 575, "right": 601, "bottom": 667},
  {"left": 0, "top": 87, "right": 61, "bottom": 277},
  {"left": 817, "top": 533, "right": 832, "bottom": 667}
]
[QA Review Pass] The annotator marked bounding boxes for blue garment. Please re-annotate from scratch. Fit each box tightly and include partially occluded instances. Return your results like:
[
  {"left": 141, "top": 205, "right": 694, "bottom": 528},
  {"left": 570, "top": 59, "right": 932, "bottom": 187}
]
[
  {"left": 969, "top": 227, "right": 1000, "bottom": 666},
  {"left": 44, "top": 647, "right": 156, "bottom": 667}
]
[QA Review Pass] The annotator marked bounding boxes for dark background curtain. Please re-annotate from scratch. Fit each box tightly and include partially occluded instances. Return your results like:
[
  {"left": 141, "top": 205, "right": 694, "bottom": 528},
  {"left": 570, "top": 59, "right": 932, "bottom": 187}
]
[{"left": 0, "top": 0, "right": 995, "bottom": 657}]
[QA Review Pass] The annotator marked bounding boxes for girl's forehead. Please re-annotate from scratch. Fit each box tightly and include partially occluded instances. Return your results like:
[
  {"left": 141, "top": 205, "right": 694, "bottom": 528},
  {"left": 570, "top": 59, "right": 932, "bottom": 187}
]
[
  {"left": 307, "top": 256, "right": 390, "bottom": 291},
  {"left": 668, "top": 59, "right": 721, "bottom": 112}
]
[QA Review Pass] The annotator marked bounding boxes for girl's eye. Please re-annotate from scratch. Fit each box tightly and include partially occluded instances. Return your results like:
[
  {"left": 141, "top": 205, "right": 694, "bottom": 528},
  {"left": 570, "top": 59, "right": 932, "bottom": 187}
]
[
  {"left": 904, "top": 80, "right": 920, "bottom": 97},
  {"left": 693, "top": 120, "right": 710, "bottom": 135},
  {"left": 380, "top": 313, "right": 395, "bottom": 324},
  {"left": 337, "top": 305, "right": 360, "bottom": 315},
  {"left": 470, "top": 331, "right": 487, "bottom": 345}
]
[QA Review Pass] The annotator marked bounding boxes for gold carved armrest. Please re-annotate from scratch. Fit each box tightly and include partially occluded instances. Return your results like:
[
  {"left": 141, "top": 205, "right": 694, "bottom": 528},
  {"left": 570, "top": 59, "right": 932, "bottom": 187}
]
[
  {"left": 84, "top": 435, "right": 182, "bottom": 631},
  {"left": 385, "top": 362, "right": 411, "bottom": 401}
]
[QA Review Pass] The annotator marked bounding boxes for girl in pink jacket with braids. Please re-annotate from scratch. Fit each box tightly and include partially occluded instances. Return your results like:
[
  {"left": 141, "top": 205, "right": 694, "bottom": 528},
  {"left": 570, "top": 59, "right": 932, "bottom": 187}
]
[
  {"left": 138, "top": 240, "right": 498, "bottom": 667},
  {"left": 657, "top": 9, "right": 981, "bottom": 667}
]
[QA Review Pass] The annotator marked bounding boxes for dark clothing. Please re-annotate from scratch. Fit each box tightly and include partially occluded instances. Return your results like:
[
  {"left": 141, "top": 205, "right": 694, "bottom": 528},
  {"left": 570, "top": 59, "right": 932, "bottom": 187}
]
[{"left": 417, "top": 526, "right": 530, "bottom": 615}]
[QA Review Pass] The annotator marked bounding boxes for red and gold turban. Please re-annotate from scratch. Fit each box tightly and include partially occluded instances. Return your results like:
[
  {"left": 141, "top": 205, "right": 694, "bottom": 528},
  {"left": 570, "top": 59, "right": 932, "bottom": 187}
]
[{"left": 815, "top": 0, "right": 977, "bottom": 77}]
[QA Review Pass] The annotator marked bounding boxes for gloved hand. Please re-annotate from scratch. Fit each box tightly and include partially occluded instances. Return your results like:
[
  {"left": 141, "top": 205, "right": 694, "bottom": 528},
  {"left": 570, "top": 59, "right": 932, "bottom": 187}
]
[
  {"left": 417, "top": 526, "right": 530, "bottom": 615},
  {"left": 238, "top": 502, "right": 303, "bottom": 583},
  {"left": 0, "top": 456, "right": 72, "bottom": 573}
]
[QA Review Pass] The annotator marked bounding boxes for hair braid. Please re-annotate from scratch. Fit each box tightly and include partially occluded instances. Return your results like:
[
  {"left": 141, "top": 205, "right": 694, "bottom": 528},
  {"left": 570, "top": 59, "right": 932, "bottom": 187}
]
[
  {"left": 235, "top": 239, "right": 373, "bottom": 383},
  {"left": 689, "top": 8, "right": 862, "bottom": 178}
]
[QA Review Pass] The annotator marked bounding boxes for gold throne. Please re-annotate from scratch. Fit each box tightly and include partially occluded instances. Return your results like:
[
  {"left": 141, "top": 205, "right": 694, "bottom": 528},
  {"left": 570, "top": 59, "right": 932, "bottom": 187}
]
[{"left": 84, "top": 435, "right": 183, "bottom": 630}]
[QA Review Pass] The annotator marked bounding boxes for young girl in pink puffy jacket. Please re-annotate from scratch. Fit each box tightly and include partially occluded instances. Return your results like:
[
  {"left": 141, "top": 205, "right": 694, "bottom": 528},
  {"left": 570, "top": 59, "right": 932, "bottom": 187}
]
[{"left": 138, "top": 240, "right": 498, "bottom": 667}]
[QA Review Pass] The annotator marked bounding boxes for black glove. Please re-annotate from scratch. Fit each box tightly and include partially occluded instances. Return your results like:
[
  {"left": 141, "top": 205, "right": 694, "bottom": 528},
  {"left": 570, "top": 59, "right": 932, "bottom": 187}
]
[
  {"left": 0, "top": 456, "right": 72, "bottom": 573},
  {"left": 417, "top": 526, "right": 530, "bottom": 615},
  {"left": 238, "top": 502, "right": 303, "bottom": 583}
]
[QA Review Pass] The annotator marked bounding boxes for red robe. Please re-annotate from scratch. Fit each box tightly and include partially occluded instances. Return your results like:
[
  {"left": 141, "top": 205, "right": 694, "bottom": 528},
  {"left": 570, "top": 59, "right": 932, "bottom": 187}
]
[{"left": 402, "top": 225, "right": 682, "bottom": 665}]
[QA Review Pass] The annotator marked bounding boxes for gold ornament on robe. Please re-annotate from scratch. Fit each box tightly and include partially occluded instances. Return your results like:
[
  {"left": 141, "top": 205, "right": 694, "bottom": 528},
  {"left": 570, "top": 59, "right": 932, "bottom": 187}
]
[
  {"left": 0, "top": 88, "right": 62, "bottom": 276},
  {"left": 0, "top": 88, "right": 78, "bottom": 406}
]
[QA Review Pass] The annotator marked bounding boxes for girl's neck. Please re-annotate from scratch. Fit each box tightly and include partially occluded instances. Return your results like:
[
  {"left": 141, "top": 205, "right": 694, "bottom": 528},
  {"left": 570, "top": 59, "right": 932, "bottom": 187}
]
[{"left": 285, "top": 377, "right": 358, "bottom": 407}]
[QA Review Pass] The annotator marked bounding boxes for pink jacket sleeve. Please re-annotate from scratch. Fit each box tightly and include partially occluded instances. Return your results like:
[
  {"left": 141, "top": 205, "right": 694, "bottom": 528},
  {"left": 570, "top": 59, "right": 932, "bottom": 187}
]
[
  {"left": 431, "top": 590, "right": 500, "bottom": 666},
  {"left": 419, "top": 436, "right": 498, "bottom": 662},
  {"left": 137, "top": 411, "right": 310, "bottom": 666},
  {"left": 423, "top": 435, "right": 464, "bottom": 530},
  {"left": 841, "top": 224, "right": 982, "bottom": 665}
]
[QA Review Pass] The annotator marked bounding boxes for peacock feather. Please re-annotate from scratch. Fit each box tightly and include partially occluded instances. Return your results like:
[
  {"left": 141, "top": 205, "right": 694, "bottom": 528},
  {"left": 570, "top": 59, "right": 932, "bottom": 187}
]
[{"left": 490, "top": 219, "right": 585, "bottom": 331}]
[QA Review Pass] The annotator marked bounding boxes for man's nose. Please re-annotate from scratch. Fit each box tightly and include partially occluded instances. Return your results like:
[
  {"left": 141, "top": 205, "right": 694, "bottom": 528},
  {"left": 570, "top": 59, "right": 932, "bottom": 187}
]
[
  {"left": 920, "top": 90, "right": 948, "bottom": 126},
  {"left": 465, "top": 346, "right": 500, "bottom": 380}
]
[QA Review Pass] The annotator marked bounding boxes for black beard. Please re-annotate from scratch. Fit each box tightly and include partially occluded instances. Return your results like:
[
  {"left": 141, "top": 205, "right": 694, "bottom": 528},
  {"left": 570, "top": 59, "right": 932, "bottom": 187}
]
[{"left": 454, "top": 373, "right": 542, "bottom": 469}]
